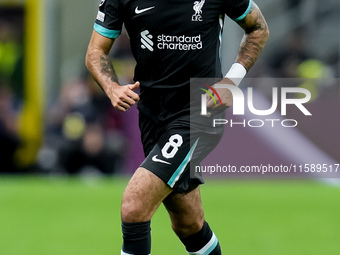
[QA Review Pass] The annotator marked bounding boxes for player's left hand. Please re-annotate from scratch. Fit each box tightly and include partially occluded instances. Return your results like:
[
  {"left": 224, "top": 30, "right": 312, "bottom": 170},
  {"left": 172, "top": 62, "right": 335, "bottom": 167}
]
[{"left": 206, "top": 77, "right": 235, "bottom": 111}]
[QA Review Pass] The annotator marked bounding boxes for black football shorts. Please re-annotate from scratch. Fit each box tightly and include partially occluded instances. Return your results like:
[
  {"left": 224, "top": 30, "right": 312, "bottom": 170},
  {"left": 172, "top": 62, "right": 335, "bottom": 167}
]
[{"left": 139, "top": 113, "right": 224, "bottom": 193}]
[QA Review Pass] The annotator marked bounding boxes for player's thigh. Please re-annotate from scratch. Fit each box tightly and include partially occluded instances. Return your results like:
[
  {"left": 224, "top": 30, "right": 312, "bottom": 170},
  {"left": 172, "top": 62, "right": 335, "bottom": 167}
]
[
  {"left": 163, "top": 186, "right": 204, "bottom": 238},
  {"left": 121, "top": 167, "right": 173, "bottom": 223}
]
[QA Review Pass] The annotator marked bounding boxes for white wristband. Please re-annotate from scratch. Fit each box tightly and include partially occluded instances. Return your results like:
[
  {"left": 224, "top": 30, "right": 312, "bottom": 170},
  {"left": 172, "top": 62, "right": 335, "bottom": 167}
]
[{"left": 225, "top": 63, "right": 247, "bottom": 86}]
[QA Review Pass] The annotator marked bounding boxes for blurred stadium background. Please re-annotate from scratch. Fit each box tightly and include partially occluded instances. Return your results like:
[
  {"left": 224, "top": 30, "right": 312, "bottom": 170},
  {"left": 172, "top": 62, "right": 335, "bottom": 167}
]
[{"left": 0, "top": 0, "right": 339, "bottom": 254}]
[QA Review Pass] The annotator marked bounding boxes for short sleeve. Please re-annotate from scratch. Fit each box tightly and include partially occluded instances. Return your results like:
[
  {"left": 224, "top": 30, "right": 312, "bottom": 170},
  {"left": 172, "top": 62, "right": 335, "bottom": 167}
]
[
  {"left": 223, "top": 0, "right": 252, "bottom": 21},
  {"left": 94, "top": 0, "right": 123, "bottom": 39}
]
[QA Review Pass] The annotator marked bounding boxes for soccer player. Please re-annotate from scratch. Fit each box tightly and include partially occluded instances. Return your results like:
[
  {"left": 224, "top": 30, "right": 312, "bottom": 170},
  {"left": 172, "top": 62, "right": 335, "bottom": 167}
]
[{"left": 85, "top": 0, "right": 269, "bottom": 254}]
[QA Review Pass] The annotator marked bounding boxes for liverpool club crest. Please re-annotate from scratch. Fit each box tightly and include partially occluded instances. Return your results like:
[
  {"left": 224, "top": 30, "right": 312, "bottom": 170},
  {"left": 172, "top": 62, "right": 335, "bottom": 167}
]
[{"left": 192, "top": 0, "right": 205, "bottom": 21}]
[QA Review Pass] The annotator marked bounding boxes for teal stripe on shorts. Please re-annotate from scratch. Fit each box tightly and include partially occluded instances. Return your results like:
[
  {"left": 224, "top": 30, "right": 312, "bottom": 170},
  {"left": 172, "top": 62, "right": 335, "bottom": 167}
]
[{"left": 167, "top": 138, "right": 200, "bottom": 188}]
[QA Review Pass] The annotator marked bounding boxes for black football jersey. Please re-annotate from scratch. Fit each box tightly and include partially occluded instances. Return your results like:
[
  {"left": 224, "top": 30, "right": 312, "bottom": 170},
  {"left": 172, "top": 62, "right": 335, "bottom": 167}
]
[{"left": 94, "top": 0, "right": 251, "bottom": 122}]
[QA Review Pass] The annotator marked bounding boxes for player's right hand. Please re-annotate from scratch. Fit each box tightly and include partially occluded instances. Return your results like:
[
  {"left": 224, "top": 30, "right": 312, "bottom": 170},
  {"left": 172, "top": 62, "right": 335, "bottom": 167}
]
[{"left": 108, "top": 81, "right": 140, "bottom": 112}]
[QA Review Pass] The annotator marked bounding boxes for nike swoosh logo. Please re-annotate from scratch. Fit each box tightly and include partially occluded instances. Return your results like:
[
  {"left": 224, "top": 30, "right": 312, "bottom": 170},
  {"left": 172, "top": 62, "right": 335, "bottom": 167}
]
[
  {"left": 135, "top": 6, "right": 155, "bottom": 14},
  {"left": 152, "top": 155, "right": 171, "bottom": 165}
]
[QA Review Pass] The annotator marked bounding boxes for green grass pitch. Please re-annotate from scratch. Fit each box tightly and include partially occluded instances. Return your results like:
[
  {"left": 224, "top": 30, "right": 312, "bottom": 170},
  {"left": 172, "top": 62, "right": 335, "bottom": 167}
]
[{"left": 0, "top": 176, "right": 339, "bottom": 255}]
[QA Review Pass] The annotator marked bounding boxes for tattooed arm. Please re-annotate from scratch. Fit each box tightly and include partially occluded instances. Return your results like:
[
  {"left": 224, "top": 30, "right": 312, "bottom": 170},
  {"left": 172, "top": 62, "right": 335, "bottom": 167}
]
[
  {"left": 207, "top": 2, "right": 269, "bottom": 110},
  {"left": 85, "top": 30, "right": 139, "bottom": 112},
  {"left": 235, "top": 1, "right": 269, "bottom": 71}
]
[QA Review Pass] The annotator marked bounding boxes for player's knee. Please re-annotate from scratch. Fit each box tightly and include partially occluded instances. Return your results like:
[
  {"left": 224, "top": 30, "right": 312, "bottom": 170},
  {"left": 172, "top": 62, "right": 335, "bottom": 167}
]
[
  {"left": 172, "top": 219, "right": 203, "bottom": 239},
  {"left": 121, "top": 200, "right": 145, "bottom": 222}
]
